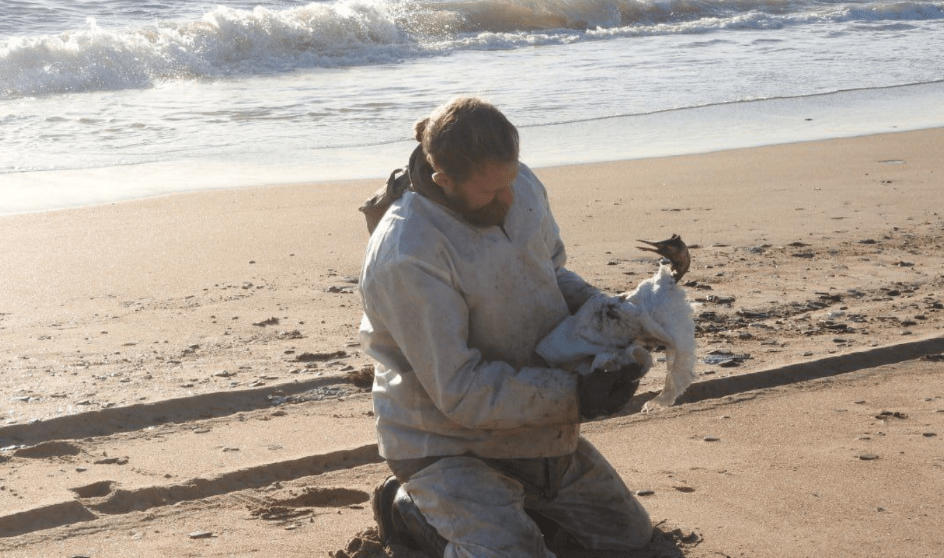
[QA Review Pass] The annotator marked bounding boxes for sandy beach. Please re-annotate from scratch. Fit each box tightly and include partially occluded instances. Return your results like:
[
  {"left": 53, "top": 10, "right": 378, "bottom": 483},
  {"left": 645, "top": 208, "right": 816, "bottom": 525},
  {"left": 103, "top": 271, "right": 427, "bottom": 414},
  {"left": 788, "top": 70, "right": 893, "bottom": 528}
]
[{"left": 1, "top": 128, "right": 943, "bottom": 557}]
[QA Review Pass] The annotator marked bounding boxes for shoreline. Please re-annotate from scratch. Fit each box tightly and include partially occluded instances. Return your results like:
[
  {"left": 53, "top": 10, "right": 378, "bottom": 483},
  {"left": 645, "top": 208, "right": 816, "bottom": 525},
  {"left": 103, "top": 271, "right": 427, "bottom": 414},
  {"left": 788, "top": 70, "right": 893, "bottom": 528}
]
[
  {"left": 4, "top": 79, "right": 944, "bottom": 217},
  {"left": 4, "top": 124, "right": 942, "bottom": 220},
  {"left": 6, "top": 123, "right": 941, "bottom": 215}
]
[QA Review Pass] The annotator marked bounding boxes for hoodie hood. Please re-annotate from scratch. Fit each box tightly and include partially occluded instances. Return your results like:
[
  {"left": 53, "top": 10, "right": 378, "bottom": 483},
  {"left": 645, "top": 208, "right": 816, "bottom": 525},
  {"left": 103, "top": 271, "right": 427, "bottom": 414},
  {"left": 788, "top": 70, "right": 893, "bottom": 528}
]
[
  {"left": 407, "top": 144, "right": 451, "bottom": 208},
  {"left": 407, "top": 144, "right": 512, "bottom": 237}
]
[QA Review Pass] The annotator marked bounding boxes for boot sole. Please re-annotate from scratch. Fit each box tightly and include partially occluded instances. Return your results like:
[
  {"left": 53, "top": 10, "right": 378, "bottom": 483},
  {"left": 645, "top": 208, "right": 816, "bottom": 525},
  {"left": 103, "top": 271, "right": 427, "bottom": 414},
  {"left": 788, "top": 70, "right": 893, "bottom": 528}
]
[{"left": 372, "top": 475, "right": 401, "bottom": 545}]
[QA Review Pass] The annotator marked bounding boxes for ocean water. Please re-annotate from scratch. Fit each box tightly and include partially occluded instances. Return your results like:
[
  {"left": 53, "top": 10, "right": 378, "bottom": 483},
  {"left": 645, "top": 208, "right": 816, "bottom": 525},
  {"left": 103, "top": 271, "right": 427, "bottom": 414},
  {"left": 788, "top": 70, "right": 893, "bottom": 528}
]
[{"left": 1, "top": 0, "right": 943, "bottom": 215}]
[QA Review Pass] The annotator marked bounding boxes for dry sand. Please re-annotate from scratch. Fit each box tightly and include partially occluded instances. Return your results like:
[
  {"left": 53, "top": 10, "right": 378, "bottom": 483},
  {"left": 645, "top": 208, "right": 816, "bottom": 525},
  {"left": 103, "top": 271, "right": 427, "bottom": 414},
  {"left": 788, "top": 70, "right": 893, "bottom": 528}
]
[{"left": 1, "top": 128, "right": 943, "bottom": 557}]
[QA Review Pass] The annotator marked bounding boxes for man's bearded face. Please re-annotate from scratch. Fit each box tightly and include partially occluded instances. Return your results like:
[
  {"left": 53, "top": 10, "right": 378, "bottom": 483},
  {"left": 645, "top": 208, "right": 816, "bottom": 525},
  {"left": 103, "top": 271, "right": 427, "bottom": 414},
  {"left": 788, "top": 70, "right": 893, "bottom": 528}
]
[{"left": 445, "top": 161, "right": 518, "bottom": 228}]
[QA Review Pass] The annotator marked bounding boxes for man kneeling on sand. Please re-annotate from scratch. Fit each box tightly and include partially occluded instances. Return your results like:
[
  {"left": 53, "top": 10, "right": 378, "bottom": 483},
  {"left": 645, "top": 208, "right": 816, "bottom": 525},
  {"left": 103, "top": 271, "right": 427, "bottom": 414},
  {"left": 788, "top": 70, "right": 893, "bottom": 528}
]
[{"left": 358, "top": 95, "right": 652, "bottom": 557}]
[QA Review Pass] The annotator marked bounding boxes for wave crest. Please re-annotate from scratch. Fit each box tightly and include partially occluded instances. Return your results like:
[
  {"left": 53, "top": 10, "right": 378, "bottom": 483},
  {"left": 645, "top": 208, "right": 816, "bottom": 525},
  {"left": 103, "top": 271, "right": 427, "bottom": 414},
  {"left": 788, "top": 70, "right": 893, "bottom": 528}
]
[{"left": 2, "top": 0, "right": 942, "bottom": 98}]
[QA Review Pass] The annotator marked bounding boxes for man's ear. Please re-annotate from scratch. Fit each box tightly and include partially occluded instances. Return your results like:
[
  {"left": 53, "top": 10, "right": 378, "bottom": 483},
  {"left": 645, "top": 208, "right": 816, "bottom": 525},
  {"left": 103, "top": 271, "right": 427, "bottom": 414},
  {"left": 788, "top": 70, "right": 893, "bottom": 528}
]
[{"left": 432, "top": 171, "right": 454, "bottom": 194}]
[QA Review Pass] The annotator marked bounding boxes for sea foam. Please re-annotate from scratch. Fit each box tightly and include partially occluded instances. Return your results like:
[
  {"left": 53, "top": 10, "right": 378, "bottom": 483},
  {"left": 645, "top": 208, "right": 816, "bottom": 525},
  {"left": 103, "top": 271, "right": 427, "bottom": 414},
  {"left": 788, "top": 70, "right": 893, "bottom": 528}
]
[{"left": 3, "top": 0, "right": 942, "bottom": 99}]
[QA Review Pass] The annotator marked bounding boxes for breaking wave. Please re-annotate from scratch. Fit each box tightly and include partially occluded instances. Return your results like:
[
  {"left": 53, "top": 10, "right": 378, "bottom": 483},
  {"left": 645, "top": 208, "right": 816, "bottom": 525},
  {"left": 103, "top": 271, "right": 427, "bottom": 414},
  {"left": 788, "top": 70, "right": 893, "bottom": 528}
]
[{"left": 2, "top": 0, "right": 943, "bottom": 98}]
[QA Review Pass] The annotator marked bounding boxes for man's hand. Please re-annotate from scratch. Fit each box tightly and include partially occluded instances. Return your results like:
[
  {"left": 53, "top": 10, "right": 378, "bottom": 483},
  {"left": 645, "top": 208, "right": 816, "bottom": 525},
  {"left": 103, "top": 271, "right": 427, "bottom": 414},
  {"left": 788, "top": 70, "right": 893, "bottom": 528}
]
[{"left": 577, "top": 363, "right": 644, "bottom": 420}]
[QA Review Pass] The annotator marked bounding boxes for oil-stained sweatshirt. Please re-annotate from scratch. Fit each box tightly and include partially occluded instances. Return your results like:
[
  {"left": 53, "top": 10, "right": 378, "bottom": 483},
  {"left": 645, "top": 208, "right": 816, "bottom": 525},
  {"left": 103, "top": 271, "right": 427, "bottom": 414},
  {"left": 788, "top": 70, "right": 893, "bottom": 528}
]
[{"left": 359, "top": 161, "right": 599, "bottom": 460}]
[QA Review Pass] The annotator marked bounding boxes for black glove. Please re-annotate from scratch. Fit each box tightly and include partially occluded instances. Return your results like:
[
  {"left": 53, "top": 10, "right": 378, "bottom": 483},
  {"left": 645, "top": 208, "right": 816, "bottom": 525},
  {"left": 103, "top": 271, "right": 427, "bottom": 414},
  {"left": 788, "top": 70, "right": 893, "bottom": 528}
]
[{"left": 577, "top": 363, "right": 644, "bottom": 420}]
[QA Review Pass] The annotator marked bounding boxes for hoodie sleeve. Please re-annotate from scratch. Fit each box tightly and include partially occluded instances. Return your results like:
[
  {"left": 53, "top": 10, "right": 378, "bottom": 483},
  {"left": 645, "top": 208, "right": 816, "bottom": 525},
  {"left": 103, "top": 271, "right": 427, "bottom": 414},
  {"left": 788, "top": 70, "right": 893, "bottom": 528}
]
[
  {"left": 553, "top": 242, "right": 602, "bottom": 315},
  {"left": 362, "top": 253, "right": 581, "bottom": 430},
  {"left": 527, "top": 167, "right": 601, "bottom": 313}
]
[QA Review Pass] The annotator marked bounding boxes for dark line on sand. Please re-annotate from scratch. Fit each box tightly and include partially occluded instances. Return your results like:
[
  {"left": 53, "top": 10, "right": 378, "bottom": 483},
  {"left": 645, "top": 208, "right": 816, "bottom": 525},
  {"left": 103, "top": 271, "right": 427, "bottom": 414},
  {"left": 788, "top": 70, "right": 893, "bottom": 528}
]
[
  {"left": 0, "top": 500, "right": 98, "bottom": 539},
  {"left": 2, "top": 336, "right": 941, "bottom": 539},
  {"left": 625, "top": 334, "right": 944, "bottom": 413},
  {"left": 0, "top": 375, "right": 354, "bottom": 447},
  {"left": 86, "top": 444, "right": 382, "bottom": 515},
  {"left": 5, "top": 337, "right": 943, "bottom": 446},
  {"left": 0, "top": 444, "right": 381, "bottom": 538}
]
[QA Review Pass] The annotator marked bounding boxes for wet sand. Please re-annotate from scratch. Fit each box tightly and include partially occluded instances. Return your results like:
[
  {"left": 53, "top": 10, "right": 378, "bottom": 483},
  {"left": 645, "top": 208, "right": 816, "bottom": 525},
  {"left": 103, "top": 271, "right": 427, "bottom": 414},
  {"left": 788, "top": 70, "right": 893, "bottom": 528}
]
[{"left": 1, "top": 128, "right": 943, "bottom": 557}]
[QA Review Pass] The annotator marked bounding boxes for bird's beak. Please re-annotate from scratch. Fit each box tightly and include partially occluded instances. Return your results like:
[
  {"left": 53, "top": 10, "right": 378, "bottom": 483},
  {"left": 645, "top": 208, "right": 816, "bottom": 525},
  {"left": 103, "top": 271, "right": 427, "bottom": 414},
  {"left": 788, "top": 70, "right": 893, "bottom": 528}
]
[{"left": 635, "top": 234, "right": 691, "bottom": 281}]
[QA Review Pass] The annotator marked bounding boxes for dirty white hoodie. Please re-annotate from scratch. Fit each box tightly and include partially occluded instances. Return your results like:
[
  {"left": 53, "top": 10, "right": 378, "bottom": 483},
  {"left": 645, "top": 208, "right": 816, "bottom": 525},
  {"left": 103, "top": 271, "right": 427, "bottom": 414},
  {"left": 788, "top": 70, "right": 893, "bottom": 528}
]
[{"left": 359, "top": 162, "right": 599, "bottom": 460}]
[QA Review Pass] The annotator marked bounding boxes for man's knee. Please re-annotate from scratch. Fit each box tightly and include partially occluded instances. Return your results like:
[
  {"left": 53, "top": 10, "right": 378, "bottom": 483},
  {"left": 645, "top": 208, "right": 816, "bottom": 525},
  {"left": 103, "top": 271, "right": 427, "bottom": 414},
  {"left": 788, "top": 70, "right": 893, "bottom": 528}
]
[{"left": 625, "top": 505, "right": 653, "bottom": 548}]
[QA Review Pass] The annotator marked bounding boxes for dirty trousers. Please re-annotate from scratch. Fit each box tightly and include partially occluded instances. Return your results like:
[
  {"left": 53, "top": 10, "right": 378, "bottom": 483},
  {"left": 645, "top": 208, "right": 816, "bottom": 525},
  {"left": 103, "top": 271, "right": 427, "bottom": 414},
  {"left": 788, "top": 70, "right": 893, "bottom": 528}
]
[{"left": 396, "top": 438, "right": 652, "bottom": 558}]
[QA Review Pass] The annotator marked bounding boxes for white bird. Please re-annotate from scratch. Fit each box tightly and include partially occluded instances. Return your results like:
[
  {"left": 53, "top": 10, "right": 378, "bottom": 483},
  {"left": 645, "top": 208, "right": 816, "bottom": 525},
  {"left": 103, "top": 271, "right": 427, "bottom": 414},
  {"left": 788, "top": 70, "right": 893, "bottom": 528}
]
[{"left": 537, "top": 235, "right": 697, "bottom": 412}]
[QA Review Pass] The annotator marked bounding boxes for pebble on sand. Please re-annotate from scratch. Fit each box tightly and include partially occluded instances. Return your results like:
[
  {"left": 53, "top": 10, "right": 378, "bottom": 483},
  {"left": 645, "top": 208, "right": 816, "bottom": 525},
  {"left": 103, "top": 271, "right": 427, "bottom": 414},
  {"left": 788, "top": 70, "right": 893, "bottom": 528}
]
[{"left": 94, "top": 457, "right": 129, "bottom": 465}]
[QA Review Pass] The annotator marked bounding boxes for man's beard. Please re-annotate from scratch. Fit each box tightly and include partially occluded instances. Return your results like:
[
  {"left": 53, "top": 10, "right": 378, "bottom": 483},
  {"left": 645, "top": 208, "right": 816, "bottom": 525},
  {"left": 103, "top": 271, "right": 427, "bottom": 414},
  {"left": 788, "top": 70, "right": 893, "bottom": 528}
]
[{"left": 445, "top": 193, "right": 511, "bottom": 228}]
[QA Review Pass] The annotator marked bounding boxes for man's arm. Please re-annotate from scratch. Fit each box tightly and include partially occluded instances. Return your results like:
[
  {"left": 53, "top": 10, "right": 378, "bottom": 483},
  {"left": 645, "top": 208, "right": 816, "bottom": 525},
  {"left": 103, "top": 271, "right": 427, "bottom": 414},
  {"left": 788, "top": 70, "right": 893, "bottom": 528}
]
[
  {"left": 538, "top": 193, "right": 602, "bottom": 313},
  {"left": 555, "top": 259, "right": 602, "bottom": 314},
  {"left": 362, "top": 255, "right": 581, "bottom": 430}
]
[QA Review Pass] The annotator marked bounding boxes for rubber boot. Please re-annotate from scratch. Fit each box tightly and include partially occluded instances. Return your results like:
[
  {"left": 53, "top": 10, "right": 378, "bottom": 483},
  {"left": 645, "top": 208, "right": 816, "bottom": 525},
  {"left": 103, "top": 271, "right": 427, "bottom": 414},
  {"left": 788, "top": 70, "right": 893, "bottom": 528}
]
[{"left": 373, "top": 476, "right": 447, "bottom": 558}]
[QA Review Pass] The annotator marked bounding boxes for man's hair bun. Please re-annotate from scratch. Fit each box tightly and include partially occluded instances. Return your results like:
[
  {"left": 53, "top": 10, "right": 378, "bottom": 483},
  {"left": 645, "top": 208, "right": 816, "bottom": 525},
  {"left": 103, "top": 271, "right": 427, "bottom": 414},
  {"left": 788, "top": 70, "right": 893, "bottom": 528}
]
[{"left": 413, "top": 118, "right": 429, "bottom": 143}]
